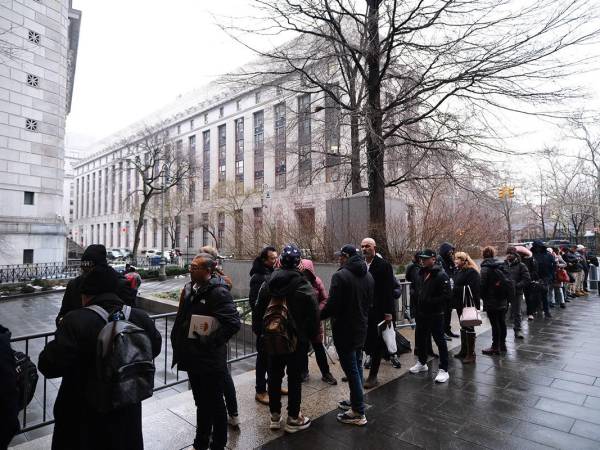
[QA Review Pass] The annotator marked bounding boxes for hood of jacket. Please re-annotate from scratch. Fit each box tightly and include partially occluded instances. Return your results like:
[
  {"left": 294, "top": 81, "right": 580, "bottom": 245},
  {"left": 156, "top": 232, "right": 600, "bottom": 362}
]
[
  {"left": 0, "top": 324, "right": 10, "bottom": 343},
  {"left": 420, "top": 263, "right": 445, "bottom": 277},
  {"left": 196, "top": 274, "right": 230, "bottom": 295},
  {"left": 438, "top": 242, "right": 455, "bottom": 260},
  {"left": 267, "top": 268, "right": 307, "bottom": 297},
  {"left": 531, "top": 240, "right": 547, "bottom": 254},
  {"left": 249, "top": 257, "right": 272, "bottom": 277},
  {"left": 300, "top": 259, "right": 316, "bottom": 277},
  {"left": 481, "top": 257, "right": 501, "bottom": 268},
  {"left": 505, "top": 254, "right": 522, "bottom": 266},
  {"left": 343, "top": 254, "right": 368, "bottom": 277}
]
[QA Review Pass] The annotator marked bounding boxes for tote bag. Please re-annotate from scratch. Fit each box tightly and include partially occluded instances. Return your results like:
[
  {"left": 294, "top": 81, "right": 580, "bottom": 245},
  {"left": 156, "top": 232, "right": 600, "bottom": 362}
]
[{"left": 459, "top": 285, "right": 482, "bottom": 327}]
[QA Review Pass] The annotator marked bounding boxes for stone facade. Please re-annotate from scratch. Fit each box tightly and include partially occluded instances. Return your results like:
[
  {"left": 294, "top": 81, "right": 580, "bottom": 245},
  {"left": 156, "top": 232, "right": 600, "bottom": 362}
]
[{"left": 0, "top": 0, "right": 81, "bottom": 264}]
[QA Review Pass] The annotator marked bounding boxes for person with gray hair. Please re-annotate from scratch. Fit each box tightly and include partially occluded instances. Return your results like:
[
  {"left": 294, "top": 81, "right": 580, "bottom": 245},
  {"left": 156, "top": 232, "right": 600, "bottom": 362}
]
[{"left": 170, "top": 253, "right": 241, "bottom": 450}]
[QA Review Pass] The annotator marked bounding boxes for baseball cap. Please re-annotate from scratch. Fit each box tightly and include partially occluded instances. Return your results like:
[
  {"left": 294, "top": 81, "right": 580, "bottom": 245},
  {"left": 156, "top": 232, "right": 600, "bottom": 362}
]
[
  {"left": 334, "top": 244, "right": 359, "bottom": 258},
  {"left": 577, "top": 244, "right": 585, "bottom": 250},
  {"left": 417, "top": 249, "right": 436, "bottom": 259}
]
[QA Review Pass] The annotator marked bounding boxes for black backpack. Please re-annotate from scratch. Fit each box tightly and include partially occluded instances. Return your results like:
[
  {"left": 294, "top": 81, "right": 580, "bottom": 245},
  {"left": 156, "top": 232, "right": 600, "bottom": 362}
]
[
  {"left": 490, "top": 264, "right": 515, "bottom": 299},
  {"left": 14, "top": 351, "right": 38, "bottom": 411},
  {"left": 85, "top": 305, "right": 155, "bottom": 413},
  {"left": 262, "top": 295, "right": 297, "bottom": 356}
]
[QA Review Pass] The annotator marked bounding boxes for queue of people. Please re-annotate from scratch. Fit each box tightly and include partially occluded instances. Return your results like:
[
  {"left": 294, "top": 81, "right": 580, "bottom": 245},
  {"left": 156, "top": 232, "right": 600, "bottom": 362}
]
[{"left": 1, "top": 238, "right": 596, "bottom": 450}]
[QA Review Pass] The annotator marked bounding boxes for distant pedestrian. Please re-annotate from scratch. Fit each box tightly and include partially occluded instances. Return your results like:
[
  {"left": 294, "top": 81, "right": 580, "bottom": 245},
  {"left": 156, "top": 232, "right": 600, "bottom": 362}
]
[
  {"left": 170, "top": 253, "right": 241, "bottom": 450},
  {"left": 124, "top": 264, "right": 142, "bottom": 297},
  {"left": 39, "top": 264, "right": 162, "bottom": 450},
  {"left": 321, "top": 245, "right": 373, "bottom": 426},
  {"left": 0, "top": 324, "right": 19, "bottom": 450},
  {"left": 438, "top": 242, "right": 459, "bottom": 339},
  {"left": 452, "top": 252, "right": 480, "bottom": 364},
  {"left": 548, "top": 247, "right": 566, "bottom": 309},
  {"left": 480, "top": 246, "right": 512, "bottom": 355},
  {"left": 361, "top": 238, "right": 397, "bottom": 390},
  {"left": 409, "top": 249, "right": 451, "bottom": 383},
  {"left": 249, "top": 246, "right": 280, "bottom": 405},
  {"left": 255, "top": 244, "right": 319, "bottom": 433},
  {"left": 503, "top": 248, "right": 531, "bottom": 339},
  {"left": 298, "top": 259, "right": 337, "bottom": 385}
]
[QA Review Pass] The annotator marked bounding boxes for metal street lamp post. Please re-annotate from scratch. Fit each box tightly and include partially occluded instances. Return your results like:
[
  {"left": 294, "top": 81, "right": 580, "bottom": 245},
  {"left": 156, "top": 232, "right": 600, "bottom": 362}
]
[{"left": 159, "top": 170, "right": 167, "bottom": 281}]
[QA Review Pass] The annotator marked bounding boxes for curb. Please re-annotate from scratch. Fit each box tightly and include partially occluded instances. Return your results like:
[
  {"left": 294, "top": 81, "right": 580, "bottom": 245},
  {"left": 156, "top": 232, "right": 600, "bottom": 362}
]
[{"left": 0, "top": 288, "right": 66, "bottom": 302}]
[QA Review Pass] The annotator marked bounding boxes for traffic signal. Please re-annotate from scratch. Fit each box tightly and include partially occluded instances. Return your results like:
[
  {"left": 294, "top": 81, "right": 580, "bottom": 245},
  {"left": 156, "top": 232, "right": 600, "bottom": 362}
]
[{"left": 508, "top": 187, "right": 515, "bottom": 198}]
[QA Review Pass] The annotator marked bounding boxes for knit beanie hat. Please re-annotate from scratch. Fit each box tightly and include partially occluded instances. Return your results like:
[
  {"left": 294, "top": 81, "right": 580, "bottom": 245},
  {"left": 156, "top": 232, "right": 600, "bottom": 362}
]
[
  {"left": 280, "top": 244, "right": 302, "bottom": 269},
  {"left": 81, "top": 244, "right": 108, "bottom": 268},
  {"left": 81, "top": 264, "right": 119, "bottom": 296}
]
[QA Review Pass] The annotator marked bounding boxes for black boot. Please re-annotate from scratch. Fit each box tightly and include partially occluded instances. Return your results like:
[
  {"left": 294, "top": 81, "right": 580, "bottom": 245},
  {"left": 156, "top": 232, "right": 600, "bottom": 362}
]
[{"left": 454, "top": 329, "right": 467, "bottom": 359}]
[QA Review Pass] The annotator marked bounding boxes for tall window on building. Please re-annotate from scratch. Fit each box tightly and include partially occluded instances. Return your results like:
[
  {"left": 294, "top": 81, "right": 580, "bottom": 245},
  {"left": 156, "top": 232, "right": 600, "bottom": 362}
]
[
  {"left": 109, "top": 223, "right": 114, "bottom": 247},
  {"left": 103, "top": 223, "right": 107, "bottom": 245},
  {"left": 124, "top": 221, "right": 130, "bottom": 248},
  {"left": 174, "top": 216, "right": 181, "bottom": 248},
  {"left": 152, "top": 218, "right": 158, "bottom": 247},
  {"left": 117, "top": 221, "right": 122, "bottom": 247},
  {"left": 91, "top": 172, "right": 97, "bottom": 216},
  {"left": 324, "top": 88, "right": 342, "bottom": 182},
  {"left": 23, "top": 249, "right": 33, "bottom": 264},
  {"left": 187, "top": 214, "right": 194, "bottom": 248},
  {"left": 253, "top": 110, "right": 264, "bottom": 190},
  {"left": 202, "top": 212, "right": 210, "bottom": 247},
  {"left": 217, "top": 212, "right": 225, "bottom": 249},
  {"left": 235, "top": 118, "right": 244, "bottom": 195},
  {"left": 298, "top": 94, "right": 312, "bottom": 187},
  {"left": 175, "top": 140, "right": 183, "bottom": 194},
  {"left": 296, "top": 208, "right": 315, "bottom": 249},
  {"left": 111, "top": 165, "right": 116, "bottom": 213},
  {"left": 274, "top": 102, "right": 287, "bottom": 190},
  {"left": 218, "top": 125, "right": 226, "bottom": 198},
  {"left": 253, "top": 207, "right": 263, "bottom": 250},
  {"left": 104, "top": 168, "right": 109, "bottom": 213},
  {"left": 85, "top": 174, "right": 90, "bottom": 217},
  {"left": 118, "top": 162, "right": 123, "bottom": 213},
  {"left": 142, "top": 219, "right": 148, "bottom": 247},
  {"left": 75, "top": 178, "right": 80, "bottom": 218},
  {"left": 202, "top": 130, "right": 210, "bottom": 201},
  {"left": 234, "top": 209, "right": 243, "bottom": 254}
]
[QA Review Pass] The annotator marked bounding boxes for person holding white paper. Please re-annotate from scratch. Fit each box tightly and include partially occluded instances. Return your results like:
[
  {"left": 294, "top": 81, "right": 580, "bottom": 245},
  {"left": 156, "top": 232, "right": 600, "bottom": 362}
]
[{"left": 170, "top": 254, "right": 241, "bottom": 450}]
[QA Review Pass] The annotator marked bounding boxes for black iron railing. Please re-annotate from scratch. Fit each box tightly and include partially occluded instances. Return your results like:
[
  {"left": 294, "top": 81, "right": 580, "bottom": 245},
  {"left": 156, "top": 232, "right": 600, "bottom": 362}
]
[
  {"left": 0, "top": 262, "right": 82, "bottom": 284},
  {"left": 10, "top": 298, "right": 255, "bottom": 434}
]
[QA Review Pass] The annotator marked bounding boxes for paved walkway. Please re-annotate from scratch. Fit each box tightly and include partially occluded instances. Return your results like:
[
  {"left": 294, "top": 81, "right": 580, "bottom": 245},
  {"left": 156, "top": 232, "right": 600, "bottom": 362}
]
[{"left": 264, "top": 294, "right": 600, "bottom": 450}]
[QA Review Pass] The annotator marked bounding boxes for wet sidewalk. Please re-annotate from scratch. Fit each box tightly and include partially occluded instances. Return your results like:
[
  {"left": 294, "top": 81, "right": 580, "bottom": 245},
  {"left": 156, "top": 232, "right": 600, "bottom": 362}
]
[{"left": 264, "top": 294, "right": 600, "bottom": 450}]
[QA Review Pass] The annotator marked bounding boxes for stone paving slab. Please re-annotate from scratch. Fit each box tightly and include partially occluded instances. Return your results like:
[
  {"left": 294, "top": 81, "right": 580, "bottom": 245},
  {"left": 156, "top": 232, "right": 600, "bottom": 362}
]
[{"left": 264, "top": 294, "right": 600, "bottom": 450}]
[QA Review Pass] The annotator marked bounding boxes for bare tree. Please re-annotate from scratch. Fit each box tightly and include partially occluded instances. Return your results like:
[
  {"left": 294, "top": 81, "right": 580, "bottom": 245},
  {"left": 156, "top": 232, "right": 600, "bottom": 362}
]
[
  {"left": 219, "top": 0, "right": 600, "bottom": 255},
  {"left": 119, "top": 125, "right": 193, "bottom": 258}
]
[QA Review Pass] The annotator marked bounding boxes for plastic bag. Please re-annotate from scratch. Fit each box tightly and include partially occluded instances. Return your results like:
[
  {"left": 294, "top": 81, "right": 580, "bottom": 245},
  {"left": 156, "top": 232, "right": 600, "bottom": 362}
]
[{"left": 380, "top": 321, "right": 397, "bottom": 354}]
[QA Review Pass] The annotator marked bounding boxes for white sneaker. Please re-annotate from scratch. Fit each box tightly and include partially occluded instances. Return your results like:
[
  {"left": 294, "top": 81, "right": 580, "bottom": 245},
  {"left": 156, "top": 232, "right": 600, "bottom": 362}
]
[
  {"left": 435, "top": 369, "right": 449, "bottom": 383},
  {"left": 409, "top": 362, "right": 428, "bottom": 373},
  {"left": 269, "top": 413, "right": 281, "bottom": 430},
  {"left": 284, "top": 413, "right": 311, "bottom": 433}
]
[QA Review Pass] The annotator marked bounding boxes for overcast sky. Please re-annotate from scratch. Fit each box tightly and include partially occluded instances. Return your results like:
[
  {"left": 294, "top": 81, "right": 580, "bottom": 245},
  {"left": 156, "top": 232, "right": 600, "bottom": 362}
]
[{"left": 66, "top": 0, "right": 600, "bottom": 163}]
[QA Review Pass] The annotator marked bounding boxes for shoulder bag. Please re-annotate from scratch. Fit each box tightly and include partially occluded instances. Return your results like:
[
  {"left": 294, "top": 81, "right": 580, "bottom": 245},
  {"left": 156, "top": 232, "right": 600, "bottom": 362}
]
[{"left": 459, "top": 285, "right": 482, "bottom": 327}]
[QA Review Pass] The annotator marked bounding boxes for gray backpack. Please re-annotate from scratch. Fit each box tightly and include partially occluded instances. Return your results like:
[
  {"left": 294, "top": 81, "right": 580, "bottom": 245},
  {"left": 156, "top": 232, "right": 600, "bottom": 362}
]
[{"left": 86, "top": 305, "right": 155, "bottom": 412}]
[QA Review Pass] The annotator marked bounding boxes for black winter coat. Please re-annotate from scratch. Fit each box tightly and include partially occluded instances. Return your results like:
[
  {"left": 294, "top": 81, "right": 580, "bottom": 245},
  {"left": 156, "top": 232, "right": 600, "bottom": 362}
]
[
  {"left": 480, "top": 258, "right": 509, "bottom": 311},
  {"left": 365, "top": 255, "right": 395, "bottom": 353},
  {"left": 413, "top": 264, "right": 451, "bottom": 317},
  {"left": 171, "top": 276, "right": 241, "bottom": 374},
  {"left": 38, "top": 293, "right": 162, "bottom": 450},
  {"left": 452, "top": 268, "right": 481, "bottom": 310},
  {"left": 321, "top": 255, "right": 374, "bottom": 352},
  {"left": 0, "top": 325, "right": 19, "bottom": 450},
  {"left": 249, "top": 258, "right": 273, "bottom": 334},
  {"left": 532, "top": 251, "right": 556, "bottom": 282},
  {"left": 56, "top": 269, "right": 137, "bottom": 326},
  {"left": 254, "top": 268, "right": 319, "bottom": 345},
  {"left": 438, "top": 242, "right": 457, "bottom": 279},
  {"left": 503, "top": 257, "right": 531, "bottom": 296}
]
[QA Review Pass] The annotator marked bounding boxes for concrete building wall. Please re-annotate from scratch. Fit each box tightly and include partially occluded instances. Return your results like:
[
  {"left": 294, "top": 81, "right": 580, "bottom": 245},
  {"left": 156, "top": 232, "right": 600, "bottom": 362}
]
[{"left": 0, "top": 0, "right": 81, "bottom": 265}]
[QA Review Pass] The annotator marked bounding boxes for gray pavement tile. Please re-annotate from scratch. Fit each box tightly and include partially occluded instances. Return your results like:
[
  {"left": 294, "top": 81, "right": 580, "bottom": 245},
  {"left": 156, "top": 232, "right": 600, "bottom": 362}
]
[
  {"left": 571, "top": 420, "right": 600, "bottom": 442},
  {"left": 535, "top": 398, "right": 600, "bottom": 425},
  {"left": 512, "top": 420, "right": 600, "bottom": 450}
]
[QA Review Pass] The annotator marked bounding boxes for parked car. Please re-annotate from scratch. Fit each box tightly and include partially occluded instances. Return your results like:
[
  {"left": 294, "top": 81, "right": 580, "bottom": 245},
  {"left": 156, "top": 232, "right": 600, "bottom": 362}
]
[
  {"left": 545, "top": 240, "right": 572, "bottom": 248},
  {"left": 143, "top": 249, "right": 170, "bottom": 263}
]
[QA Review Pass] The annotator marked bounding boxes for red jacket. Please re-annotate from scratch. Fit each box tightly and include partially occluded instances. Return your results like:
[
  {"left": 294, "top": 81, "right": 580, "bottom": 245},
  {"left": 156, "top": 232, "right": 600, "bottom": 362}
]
[{"left": 300, "top": 259, "right": 328, "bottom": 343}]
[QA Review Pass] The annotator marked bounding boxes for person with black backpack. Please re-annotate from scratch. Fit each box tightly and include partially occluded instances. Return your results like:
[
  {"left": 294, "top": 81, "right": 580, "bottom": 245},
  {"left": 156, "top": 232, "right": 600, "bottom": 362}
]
[
  {"left": 39, "top": 264, "right": 162, "bottom": 450},
  {"left": 170, "top": 253, "right": 241, "bottom": 450},
  {"left": 254, "top": 244, "right": 319, "bottom": 433},
  {"left": 480, "top": 246, "right": 514, "bottom": 355},
  {"left": 0, "top": 324, "right": 20, "bottom": 450}
]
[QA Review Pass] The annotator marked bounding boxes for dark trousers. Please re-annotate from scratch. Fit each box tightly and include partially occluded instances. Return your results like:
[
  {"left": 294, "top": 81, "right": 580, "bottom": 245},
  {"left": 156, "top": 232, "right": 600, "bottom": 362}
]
[
  {"left": 444, "top": 298, "right": 455, "bottom": 333},
  {"left": 267, "top": 345, "right": 305, "bottom": 418},
  {"left": 255, "top": 335, "right": 268, "bottom": 394},
  {"left": 189, "top": 371, "right": 227, "bottom": 450},
  {"left": 415, "top": 314, "right": 448, "bottom": 371},
  {"left": 487, "top": 309, "right": 507, "bottom": 349},
  {"left": 369, "top": 347, "right": 383, "bottom": 379},
  {"left": 525, "top": 287, "right": 537, "bottom": 316},
  {"left": 338, "top": 349, "right": 365, "bottom": 415},
  {"left": 224, "top": 369, "right": 238, "bottom": 416},
  {"left": 302, "top": 342, "right": 330, "bottom": 376},
  {"left": 507, "top": 294, "right": 523, "bottom": 331}
]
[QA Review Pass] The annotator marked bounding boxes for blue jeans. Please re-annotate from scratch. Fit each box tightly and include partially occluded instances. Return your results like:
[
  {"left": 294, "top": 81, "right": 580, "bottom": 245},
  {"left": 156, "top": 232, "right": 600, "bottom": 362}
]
[{"left": 337, "top": 349, "right": 365, "bottom": 415}]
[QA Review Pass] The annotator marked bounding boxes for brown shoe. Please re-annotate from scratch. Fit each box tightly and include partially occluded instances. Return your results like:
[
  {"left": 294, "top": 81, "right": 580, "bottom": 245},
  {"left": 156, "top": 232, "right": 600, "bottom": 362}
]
[
  {"left": 363, "top": 377, "right": 380, "bottom": 389},
  {"left": 280, "top": 387, "right": 288, "bottom": 396},
  {"left": 255, "top": 392, "right": 269, "bottom": 405}
]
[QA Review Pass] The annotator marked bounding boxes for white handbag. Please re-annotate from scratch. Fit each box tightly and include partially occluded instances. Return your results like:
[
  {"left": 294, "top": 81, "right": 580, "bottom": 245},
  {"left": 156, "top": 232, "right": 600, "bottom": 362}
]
[
  {"left": 459, "top": 285, "right": 482, "bottom": 327},
  {"left": 380, "top": 321, "right": 397, "bottom": 354}
]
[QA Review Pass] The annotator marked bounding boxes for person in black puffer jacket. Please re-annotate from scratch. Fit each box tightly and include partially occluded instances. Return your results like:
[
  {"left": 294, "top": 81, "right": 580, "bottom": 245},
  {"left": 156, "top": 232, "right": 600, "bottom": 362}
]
[
  {"left": 254, "top": 244, "right": 319, "bottom": 433},
  {"left": 321, "top": 245, "right": 373, "bottom": 424},
  {"left": 438, "top": 242, "right": 459, "bottom": 338},
  {"left": 39, "top": 264, "right": 162, "bottom": 450},
  {"left": 452, "top": 252, "right": 481, "bottom": 364},
  {"left": 531, "top": 240, "right": 556, "bottom": 319},
  {"left": 480, "top": 247, "right": 512, "bottom": 355},
  {"left": 171, "top": 253, "right": 241, "bottom": 450},
  {"left": 248, "top": 246, "right": 278, "bottom": 404},
  {"left": 503, "top": 248, "right": 531, "bottom": 339},
  {"left": 409, "top": 249, "right": 451, "bottom": 384},
  {"left": 0, "top": 325, "right": 19, "bottom": 450}
]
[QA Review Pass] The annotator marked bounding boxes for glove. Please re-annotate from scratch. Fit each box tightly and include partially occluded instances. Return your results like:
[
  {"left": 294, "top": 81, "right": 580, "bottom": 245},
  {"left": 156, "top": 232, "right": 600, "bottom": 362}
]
[{"left": 192, "top": 332, "right": 211, "bottom": 346}]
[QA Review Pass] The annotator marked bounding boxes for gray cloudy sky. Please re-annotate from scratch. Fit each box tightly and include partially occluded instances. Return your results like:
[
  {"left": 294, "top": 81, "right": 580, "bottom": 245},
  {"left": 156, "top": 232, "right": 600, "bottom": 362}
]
[{"left": 66, "top": 0, "right": 600, "bottom": 160}]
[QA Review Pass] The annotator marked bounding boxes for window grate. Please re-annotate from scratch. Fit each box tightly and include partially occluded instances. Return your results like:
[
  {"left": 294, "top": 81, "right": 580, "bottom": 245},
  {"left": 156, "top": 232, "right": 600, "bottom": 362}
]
[
  {"left": 28, "top": 30, "right": 41, "bottom": 45},
  {"left": 25, "top": 118, "right": 38, "bottom": 132},
  {"left": 26, "top": 74, "right": 39, "bottom": 87}
]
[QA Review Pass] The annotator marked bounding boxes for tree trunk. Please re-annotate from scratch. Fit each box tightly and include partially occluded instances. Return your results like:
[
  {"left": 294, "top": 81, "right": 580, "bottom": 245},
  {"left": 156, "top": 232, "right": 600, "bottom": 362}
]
[
  {"left": 365, "top": 0, "right": 388, "bottom": 255},
  {"left": 132, "top": 198, "right": 150, "bottom": 260},
  {"left": 350, "top": 111, "right": 361, "bottom": 194}
]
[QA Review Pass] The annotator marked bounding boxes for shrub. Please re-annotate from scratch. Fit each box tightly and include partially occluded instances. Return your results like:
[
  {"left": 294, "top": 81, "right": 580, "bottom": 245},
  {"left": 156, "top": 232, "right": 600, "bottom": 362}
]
[{"left": 20, "top": 285, "right": 36, "bottom": 294}]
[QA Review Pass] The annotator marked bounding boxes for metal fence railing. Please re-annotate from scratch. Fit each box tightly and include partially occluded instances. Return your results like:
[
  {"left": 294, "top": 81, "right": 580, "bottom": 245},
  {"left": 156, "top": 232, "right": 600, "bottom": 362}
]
[
  {"left": 0, "top": 262, "right": 82, "bottom": 284},
  {"left": 10, "top": 298, "right": 255, "bottom": 435}
]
